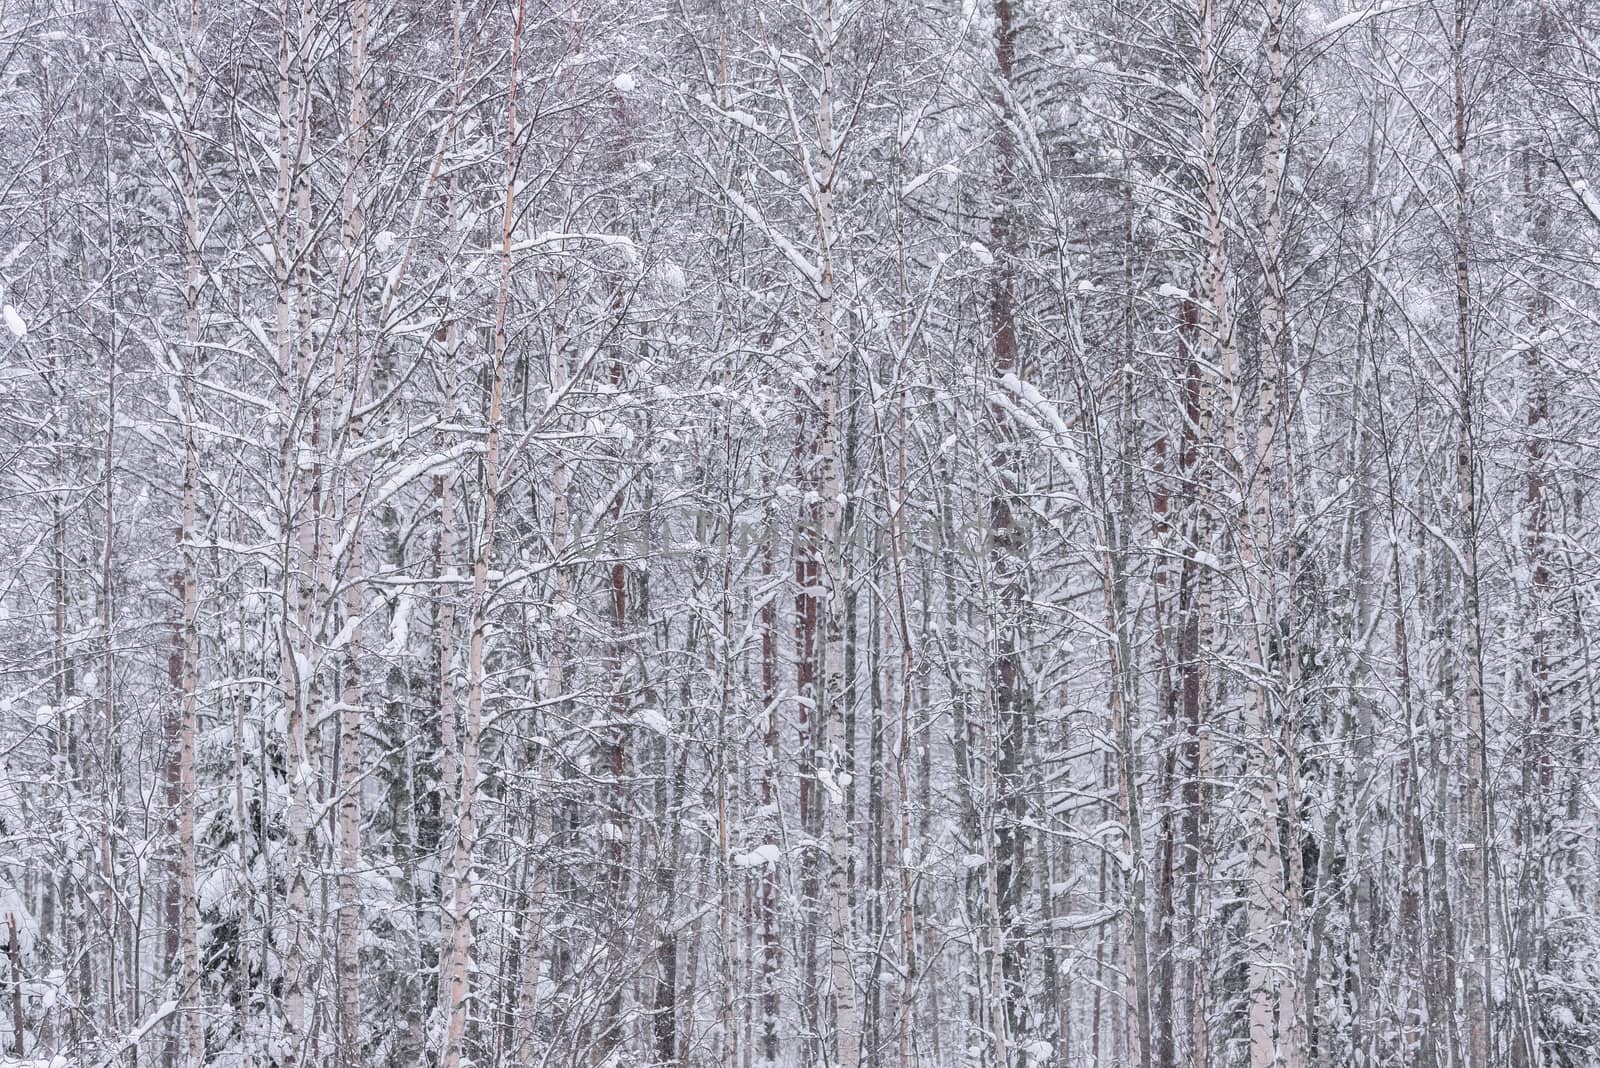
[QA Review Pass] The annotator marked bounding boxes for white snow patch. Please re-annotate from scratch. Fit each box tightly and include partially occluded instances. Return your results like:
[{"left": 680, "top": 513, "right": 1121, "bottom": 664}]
[
  {"left": 382, "top": 594, "right": 412, "bottom": 657},
  {"left": 3, "top": 305, "right": 27, "bottom": 338},
  {"left": 733, "top": 843, "right": 782, "bottom": 869},
  {"left": 651, "top": 259, "right": 687, "bottom": 294},
  {"left": 902, "top": 163, "right": 957, "bottom": 197},
  {"left": 636, "top": 706, "right": 672, "bottom": 736},
  {"left": 1322, "top": 4, "right": 1393, "bottom": 34},
  {"left": 613, "top": 71, "right": 637, "bottom": 93}
]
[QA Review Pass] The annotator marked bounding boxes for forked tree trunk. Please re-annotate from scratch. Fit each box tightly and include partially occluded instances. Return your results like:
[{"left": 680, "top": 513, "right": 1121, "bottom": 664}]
[{"left": 274, "top": 0, "right": 315, "bottom": 1056}]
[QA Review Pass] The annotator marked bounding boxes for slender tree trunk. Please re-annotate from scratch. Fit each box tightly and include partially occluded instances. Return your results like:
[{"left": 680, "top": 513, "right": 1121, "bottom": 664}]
[
  {"left": 6, "top": 916, "right": 22, "bottom": 1056},
  {"left": 334, "top": 2, "right": 371, "bottom": 1061},
  {"left": 810, "top": 0, "right": 857, "bottom": 1053},
  {"left": 443, "top": 4, "right": 526, "bottom": 1061},
  {"left": 177, "top": 1, "right": 204, "bottom": 1057},
  {"left": 274, "top": 0, "right": 315, "bottom": 1055},
  {"left": 988, "top": 1, "right": 1032, "bottom": 1060},
  {"left": 1450, "top": 2, "right": 1491, "bottom": 1064},
  {"left": 1248, "top": 0, "right": 1297, "bottom": 1063},
  {"left": 758, "top": 536, "right": 781, "bottom": 1067}
]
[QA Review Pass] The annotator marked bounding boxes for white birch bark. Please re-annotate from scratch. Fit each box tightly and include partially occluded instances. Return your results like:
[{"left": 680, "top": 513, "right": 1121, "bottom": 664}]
[
  {"left": 333, "top": 0, "right": 371, "bottom": 1059},
  {"left": 806, "top": 2, "right": 857, "bottom": 1061},
  {"left": 178, "top": 0, "right": 204, "bottom": 1060},
  {"left": 442, "top": 4, "right": 527, "bottom": 1062},
  {"left": 272, "top": 0, "right": 314, "bottom": 1055},
  {"left": 1451, "top": 1, "right": 1491, "bottom": 1063},
  {"left": 1248, "top": 0, "right": 1296, "bottom": 1063}
]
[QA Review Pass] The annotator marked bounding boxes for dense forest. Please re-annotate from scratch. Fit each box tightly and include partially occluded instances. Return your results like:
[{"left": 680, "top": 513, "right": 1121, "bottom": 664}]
[{"left": 1, "top": 0, "right": 1598, "bottom": 1065}]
